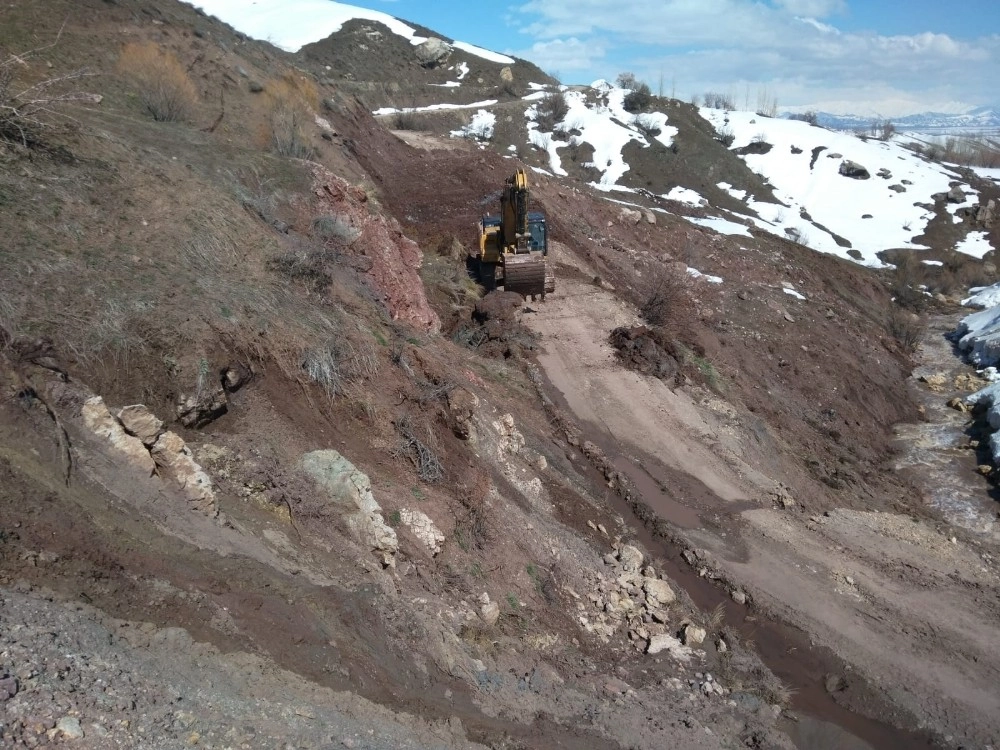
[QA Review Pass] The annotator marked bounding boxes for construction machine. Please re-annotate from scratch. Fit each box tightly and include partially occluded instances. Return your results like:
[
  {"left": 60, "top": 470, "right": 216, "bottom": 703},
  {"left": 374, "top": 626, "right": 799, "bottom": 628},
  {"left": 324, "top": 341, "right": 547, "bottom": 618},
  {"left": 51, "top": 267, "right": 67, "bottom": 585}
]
[{"left": 475, "top": 168, "right": 554, "bottom": 299}]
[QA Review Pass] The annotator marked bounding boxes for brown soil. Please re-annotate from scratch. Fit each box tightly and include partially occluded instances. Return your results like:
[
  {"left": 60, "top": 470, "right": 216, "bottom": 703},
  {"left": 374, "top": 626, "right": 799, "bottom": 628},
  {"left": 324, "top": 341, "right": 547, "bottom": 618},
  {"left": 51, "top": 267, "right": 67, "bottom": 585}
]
[{"left": 2, "top": 3, "right": 998, "bottom": 750}]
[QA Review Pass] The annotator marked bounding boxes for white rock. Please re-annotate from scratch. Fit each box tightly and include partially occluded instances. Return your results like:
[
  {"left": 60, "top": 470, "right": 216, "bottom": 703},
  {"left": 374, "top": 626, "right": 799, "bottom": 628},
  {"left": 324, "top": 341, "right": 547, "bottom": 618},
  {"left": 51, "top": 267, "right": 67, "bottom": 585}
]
[
  {"left": 643, "top": 577, "right": 677, "bottom": 606},
  {"left": 81, "top": 397, "right": 155, "bottom": 476},
  {"left": 400, "top": 508, "right": 445, "bottom": 555},
  {"left": 150, "top": 431, "right": 218, "bottom": 516},
  {"left": 681, "top": 623, "right": 707, "bottom": 645},
  {"left": 618, "top": 544, "right": 644, "bottom": 573},
  {"left": 646, "top": 633, "right": 694, "bottom": 662},
  {"left": 480, "top": 600, "right": 500, "bottom": 627}
]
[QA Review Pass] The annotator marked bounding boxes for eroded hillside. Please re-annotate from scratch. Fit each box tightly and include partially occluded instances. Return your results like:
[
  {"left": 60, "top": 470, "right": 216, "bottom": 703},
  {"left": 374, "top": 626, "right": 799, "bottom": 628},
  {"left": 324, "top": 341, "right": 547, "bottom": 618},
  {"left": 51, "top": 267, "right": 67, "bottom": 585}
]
[{"left": 2, "top": 2, "right": 999, "bottom": 750}]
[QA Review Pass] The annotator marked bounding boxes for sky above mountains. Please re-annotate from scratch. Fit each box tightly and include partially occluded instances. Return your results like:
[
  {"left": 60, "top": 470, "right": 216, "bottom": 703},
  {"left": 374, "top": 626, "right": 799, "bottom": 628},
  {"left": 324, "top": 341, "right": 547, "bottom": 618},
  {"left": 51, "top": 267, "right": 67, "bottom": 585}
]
[{"left": 361, "top": 0, "right": 998, "bottom": 116}]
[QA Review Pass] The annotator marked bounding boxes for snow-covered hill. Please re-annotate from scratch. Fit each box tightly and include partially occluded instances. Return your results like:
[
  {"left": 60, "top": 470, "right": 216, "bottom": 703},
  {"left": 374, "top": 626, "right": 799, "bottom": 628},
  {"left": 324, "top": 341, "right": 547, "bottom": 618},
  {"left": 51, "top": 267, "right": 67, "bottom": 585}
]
[{"left": 799, "top": 107, "right": 1000, "bottom": 134}]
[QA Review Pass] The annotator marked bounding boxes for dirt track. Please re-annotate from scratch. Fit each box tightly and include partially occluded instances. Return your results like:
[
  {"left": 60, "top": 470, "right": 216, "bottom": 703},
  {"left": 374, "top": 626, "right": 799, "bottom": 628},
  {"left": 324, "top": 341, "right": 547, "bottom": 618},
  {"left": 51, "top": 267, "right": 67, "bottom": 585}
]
[{"left": 526, "top": 244, "right": 1000, "bottom": 748}]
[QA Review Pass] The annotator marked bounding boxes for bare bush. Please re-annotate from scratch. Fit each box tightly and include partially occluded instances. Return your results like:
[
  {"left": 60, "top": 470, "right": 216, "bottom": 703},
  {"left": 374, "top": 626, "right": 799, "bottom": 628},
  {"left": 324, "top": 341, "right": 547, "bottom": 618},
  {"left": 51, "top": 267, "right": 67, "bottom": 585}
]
[
  {"left": 261, "top": 73, "right": 318, "bottom": 158},
  {"left": 396, "top": 415, "right": 444, "bottom": 483},
  {"left": 456, "top": 470, "right": 494, "bottom": 550},
  {"left": 716, "top": 125, "right": 735, "bottom": 147},
  {"left": 789, "top": 111, "right": 818, "bottom": 126},
  {"left": 640, "top": 269, "right": 694, "bottom": 334},
  {"left": 887, "top": 309, "right": 924, "bottom": 354},
  {"left": 889, "top": 252, "right": 926, "bottom": 311},
  {"left": 534, "top": 91, "right": 569, "bottom": 131},
  {"left": 119, "top": 42, "right": 198, "bottom": 122},
  {"left": 392, "top": 109, "right": 430, "bottom": 130},
  {"left": 755, "top": 86, "right": 778, "bottom": 118},
  {"left": 1, "top": 29, "right": 94, "bottom": 146},
  {"left": 623, "top": 82, "right": 652, "bottom": 113},
  {"left": 703, "top": 91, "right": 735, "bottom": 110}
]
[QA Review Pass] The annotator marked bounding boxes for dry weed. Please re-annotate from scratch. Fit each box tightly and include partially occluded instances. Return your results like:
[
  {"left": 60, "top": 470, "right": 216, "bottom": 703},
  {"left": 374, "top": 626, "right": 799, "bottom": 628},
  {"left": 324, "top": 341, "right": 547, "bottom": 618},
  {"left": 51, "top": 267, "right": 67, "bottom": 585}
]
[
  {"left": 118, "top": 42, "right": 198, "bottom": 122},
  {"left": 260, "top": 73, "right": 318, "bottom": 158}
]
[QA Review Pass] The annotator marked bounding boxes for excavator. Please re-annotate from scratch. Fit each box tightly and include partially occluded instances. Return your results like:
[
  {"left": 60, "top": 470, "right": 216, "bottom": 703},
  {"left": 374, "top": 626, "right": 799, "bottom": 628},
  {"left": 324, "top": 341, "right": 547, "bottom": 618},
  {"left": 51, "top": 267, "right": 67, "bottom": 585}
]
[{"left": 475, "top": 168, "right": 554, "bottom": 299}]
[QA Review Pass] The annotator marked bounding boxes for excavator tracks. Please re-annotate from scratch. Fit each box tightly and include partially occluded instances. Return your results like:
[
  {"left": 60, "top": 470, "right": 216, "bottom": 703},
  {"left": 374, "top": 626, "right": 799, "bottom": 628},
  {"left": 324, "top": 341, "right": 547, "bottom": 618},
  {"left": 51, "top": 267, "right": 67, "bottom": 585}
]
[{"left": 503, "top": 253, "right": 548, "bottom": 299}]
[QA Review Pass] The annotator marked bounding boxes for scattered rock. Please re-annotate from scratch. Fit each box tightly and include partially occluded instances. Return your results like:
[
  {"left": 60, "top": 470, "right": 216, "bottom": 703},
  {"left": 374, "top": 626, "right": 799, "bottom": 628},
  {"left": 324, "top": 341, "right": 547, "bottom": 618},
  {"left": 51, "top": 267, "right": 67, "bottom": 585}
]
[
  {"left": 618, "top": 544, "right": 644, "bottom": 573},
  {"left": 150, "top": 432, "right": 218, "bottom": 516},
  {"left": 838, "top": 160, "right": 870, "bottom": 180},
  {"left": 175, "top": 387, "right": 228, "bottom": 429},
  {"left": 400, "top": 508, "right": 445, "bottom": 556},
  {"left": 300, "top": 450, "right": 398, "bottom": 566},
  {"left": 730, "top": 589, "right": 748, "bottom": 605},
  {"left": 56, "top": 716, "right": 84, "bottom": 740},
  {"left": 920, "top": 373, "right": 948, "bottom": 391},
  {"left": 446, "top": 387, "right": 479, "bottom": 440},
  {"left": 117, "top": 404, "right": 164, "bottom": 447},
  {"left": 888, "top": 184, "right": 907, "bottom": 193},
  {"left": 681, "top": 623, "right": 707, "bottom": 645},
  {"left": 947, "top": 397, "right": 970, "bottom": 413},
  {"left": 643, "top": 576, "right": 676, "bottom": 606},
  {"left": 81, "top": 397, "right": 156, "bottom": 476}
]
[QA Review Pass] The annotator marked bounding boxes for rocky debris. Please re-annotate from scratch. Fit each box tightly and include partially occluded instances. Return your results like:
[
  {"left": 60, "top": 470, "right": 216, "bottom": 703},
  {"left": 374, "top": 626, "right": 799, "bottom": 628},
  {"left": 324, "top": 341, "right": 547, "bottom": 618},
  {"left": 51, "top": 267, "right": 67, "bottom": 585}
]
[
  {"left": 81, "top": 397, "right": 156, "bottom": 476},
  {"left": 948, "top": 396, "right": 970, "bottom": 413},
  {"left": 0, "top": 675, "right": 17, "bottom": 700},
  {"left": 771, "top": 483, "right": 795, "bottom": 508},
  {"left": 150, "top": 432, "right": 218, "bottom": 517},
  {"left": 116, "top": 404, "right": 164, "bottom": 447},
  {"left": 478, "top": 593, "right": 500, "bottom": 627},
  {"left": 493, "top": 413, "right": 524, "bottom": 456},
  {"left": 307, "top": 163, "right": 439, "bottom": 331},
  {"left": 647, "top": 633, "right": 694, "bottom": 661},
  {"left": 446, "top": 387, "right": 479, "bottom": 440},
  {"left": 609, "top": 326, "right": 679, "bottom": 380},
  {"left": 618, "top": 207, "right": 642, "bottom": 225},
  {"left": 919, "top": 373, "right": 949, "bottom": 392},
  {"left": 300, "top": 450, "right": 398, "bottom": 567},
  {"left": 175, "top": 387, "right": 228, "bottom": 428},
  {"left": 222, "top": 363, "right": 252, "bottom": 392},
  {"left": 400, "top": 508, "right": 445, "bottom": 556},
  {"left": 681, "top": 623, "right": 707, "bottom": 646},
  {"left": 56, "top": 716, "right": 84, "bottom": 739},
  {"left": 414, "top": 37, "right": 451, "bottom": 68},
  {"left": 838, "top": 160, "right": 870, "bottom": 180}
]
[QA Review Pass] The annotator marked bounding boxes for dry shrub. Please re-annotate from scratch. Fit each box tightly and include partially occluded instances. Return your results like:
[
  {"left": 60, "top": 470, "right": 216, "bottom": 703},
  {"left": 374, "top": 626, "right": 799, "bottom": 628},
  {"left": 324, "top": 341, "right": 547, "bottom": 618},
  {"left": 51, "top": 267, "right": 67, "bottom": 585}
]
[
  {"left": 456, "top": 470, "right": 494, "bottom": 551},
  {"left": 118, "top": 42, "right": 198, "bottom": 122},
  {"left": 640, "top": 269, "right": 695, "bottom": 334},
  {"left": 887, "top": 308, "right": 924, "bottom": 354},
  {"left": 888, "top": 252, "right": 926, "bottom": 311},
  {"left": 261, "top": 72, "right": 318, "bottom": 158}
]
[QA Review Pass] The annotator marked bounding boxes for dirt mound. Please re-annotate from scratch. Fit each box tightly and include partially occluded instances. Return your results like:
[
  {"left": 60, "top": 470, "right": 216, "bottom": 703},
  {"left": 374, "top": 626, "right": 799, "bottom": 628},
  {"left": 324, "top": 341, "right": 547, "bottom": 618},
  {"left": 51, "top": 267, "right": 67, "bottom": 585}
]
[{"left": 609, "top": 325, "right": 679, "bottom": 380}]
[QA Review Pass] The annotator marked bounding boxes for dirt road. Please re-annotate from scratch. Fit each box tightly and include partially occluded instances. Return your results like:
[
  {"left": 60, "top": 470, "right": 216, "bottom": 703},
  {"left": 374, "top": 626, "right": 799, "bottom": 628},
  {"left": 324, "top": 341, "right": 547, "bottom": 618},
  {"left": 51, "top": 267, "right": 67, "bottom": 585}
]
[{"left": 526, "top": 244, "right": 1000, "bottom": 749}]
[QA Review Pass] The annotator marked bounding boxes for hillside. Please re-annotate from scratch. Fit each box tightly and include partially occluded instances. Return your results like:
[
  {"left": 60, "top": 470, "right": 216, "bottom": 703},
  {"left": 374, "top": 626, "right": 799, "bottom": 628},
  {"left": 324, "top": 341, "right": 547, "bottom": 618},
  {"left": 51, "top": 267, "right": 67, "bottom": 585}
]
[{"left": 1, "top": 2, "right": 999, "bottom": 750}]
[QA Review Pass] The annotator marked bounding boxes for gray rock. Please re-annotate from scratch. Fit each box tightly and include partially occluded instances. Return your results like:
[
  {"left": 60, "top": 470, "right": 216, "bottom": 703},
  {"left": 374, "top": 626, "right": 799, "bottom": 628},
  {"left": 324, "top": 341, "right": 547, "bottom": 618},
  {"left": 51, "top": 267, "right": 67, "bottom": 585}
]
[
  {"left": 947, "top": 185, "right": 966, "bottom": 203},
  {"left": 643, "top": 577, "right": 677, "bottom": 606},
  {"left": 415, "top": 37, "right": 451, "bottom": 68},
  {"left": 0, "top": 675, "right": 17, "bottom": 700},
  {"left": 175, "top": 387, "right": 228, "bottom": 428},
  {"left": 681, "top": 623, "right": 707, "bottom": 645},
  {"left": 731, "top": 589, "right": 748, "bottom": 605},
  {"left": 57, "top": 716, "right": 84, "bottom": 739},
  {"left": 618, "top": 544, "right": 644, "bottom": 572},
  {"left": 838, "top": 160, "right": 870, "bottom": 180}
]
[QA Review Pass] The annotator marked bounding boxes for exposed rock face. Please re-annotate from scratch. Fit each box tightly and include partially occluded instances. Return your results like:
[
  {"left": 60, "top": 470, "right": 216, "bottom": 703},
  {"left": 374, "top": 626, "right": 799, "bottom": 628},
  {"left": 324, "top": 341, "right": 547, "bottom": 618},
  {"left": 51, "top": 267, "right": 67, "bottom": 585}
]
[
  {"left": 414, "top": 37, "right": 451, "bottom": 68},
  {"left": 300, "top": 450, "right": 398, "bottom": 566},
  {"left": 150, "top": 431, "right": 218, "bottom": 517},
  {"left": 117, "top": 404, "right": 164, "bottom": 447},
  {"left": 838, "top": 160, "right": 870, "bottom": 180},
  {"left": 81, "top": 397, "right": 155, "bottom": 476},
  {"left": 175, "top": 387, "right": 228, "bottom": 429},
  {"left": 400, "top": 508, "right": 445, "bottom": 556},
  {"left": 307, "top": 164, "right": 439, "bottom": 331}
]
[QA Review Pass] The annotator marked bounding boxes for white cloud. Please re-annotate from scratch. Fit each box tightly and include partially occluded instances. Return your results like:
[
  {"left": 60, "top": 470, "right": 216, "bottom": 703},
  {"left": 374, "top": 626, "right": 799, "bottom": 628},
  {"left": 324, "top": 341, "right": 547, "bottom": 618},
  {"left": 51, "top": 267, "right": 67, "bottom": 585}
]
[
  {"left": 513, "top": 0, "right": 999, "bottom": 110},
  {"left": 509, "top": 37, "right": 604, "bottom": 72}
]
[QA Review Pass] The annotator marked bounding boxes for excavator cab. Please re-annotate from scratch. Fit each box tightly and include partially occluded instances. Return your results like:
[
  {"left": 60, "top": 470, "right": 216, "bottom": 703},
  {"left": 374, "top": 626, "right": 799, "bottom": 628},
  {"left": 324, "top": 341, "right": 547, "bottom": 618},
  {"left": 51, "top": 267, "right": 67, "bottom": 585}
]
[{"left": 474, "top": 170, "right": 553, "bottom": 299}]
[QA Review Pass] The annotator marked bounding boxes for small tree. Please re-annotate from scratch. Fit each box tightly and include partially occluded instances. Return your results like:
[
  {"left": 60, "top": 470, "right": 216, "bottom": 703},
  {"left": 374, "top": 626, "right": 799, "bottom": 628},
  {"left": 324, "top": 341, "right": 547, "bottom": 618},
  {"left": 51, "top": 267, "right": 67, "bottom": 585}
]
[
  {"left": 616, "top": 71, "right": 638, "bottom": 90},
  {"left": 703, "top": 91, "right": 735, "bottom": 110},
  {"left": 119, "top": 42, "right": 198, "bottom": 122},
  {"left": 789, "top": 111, "right": 818, "bottom": 126}
]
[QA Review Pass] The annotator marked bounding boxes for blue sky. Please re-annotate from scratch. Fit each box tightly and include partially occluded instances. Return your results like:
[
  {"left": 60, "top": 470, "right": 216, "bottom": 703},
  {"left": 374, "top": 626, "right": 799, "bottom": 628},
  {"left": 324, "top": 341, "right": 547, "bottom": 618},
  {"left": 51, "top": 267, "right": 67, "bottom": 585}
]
[{"left": 364, "top": 0, "right": 999, "bottom": 116}]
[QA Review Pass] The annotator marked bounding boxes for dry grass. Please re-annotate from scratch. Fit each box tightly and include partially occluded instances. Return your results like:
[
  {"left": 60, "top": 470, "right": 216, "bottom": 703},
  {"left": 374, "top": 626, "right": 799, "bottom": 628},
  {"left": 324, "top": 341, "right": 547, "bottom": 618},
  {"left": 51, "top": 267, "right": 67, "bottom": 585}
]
[
  {"left": 118, "top": 42, "right": 198, "bottom": 123},
  {"left": 260, "top": 73, "right": 319, "bottom": 158}
]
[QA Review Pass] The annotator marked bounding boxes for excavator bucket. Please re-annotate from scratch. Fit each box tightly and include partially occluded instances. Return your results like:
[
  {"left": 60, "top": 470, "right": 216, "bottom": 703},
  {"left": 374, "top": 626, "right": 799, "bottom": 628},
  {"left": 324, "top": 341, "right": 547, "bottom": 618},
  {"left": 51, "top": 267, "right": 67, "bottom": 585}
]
[{"left": 502, "top": 252, "right": 547, "bottom": 299}]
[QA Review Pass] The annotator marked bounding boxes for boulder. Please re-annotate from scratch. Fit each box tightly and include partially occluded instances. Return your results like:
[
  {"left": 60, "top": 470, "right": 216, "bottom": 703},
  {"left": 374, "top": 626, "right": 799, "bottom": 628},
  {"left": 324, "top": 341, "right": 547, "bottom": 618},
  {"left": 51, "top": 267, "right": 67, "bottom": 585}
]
[
  {"left": 176, "top": 386, "right": 228, "bottom": 429},
  {"left": 646, "top": 633, "right": 693, "bottom": 661},
  {"left": 643, "top": 210, "right": 657, "bottom": 225},
  {"left": 838, "top": 160, "right": 870, "bottom": 180},
  {"left": 681, "top": 623, "right": 707, "bottom": 645},
  {"left": 81, "top": 397, "right": 155, "bottom": 476},
  {"left": 643, "top": 576, "right": 676, "bottom": 606},
  {"left": 888, "top": 184, "right": 907, "bottom": 193},
  {"left": 415, "top": 37, "right": 451, "bottom": 68},
  {"left": 947, "top": 185, "right": 966, "bottom": 204},
  {"left": 618, "top": 544, "right": 644, "bottom": 573},
  {"left": 478, "top": 593, "right": 500, "bottom": 626},
  {"left": 446, "top": 387, "right": 479, "bottom": 440},
  {"left": 117, "top": 404, "right": 164, "bottom": 447},
  {"left": 499, "top": 66, "right": 514, "bottom": 84},
  {"left": 400, "top": 508, "right": 445, "bottom": 556},
  {"left": 150, "top": 431, "right": 218, "bottom": 516},
  {"left": 300, "top": 450, "right": 398, "bottom": 566},
  {"left": 618, "top": 207, "right": 642, "bottom": 225},
  {"left": 976, "top": 199, "right": 996, "bottom": 226}
]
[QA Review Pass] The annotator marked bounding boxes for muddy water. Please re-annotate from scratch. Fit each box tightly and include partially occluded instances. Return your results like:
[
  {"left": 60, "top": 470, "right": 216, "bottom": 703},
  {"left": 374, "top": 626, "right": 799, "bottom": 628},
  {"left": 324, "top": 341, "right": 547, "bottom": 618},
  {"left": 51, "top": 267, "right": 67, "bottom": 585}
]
[
  {"left": 534, "top": 370, "right": 938, "bottom": 750},
  {"left": 893, "top": 315, "right": 999, "bottom": 536}
]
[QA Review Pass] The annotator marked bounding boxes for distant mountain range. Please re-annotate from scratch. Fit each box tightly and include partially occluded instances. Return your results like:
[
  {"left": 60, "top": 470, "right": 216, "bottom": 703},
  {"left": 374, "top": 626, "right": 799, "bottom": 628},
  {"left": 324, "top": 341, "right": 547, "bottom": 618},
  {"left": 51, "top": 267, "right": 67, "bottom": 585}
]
[{"left": 784, "top": 106, "right": 1000, "bottom": 134}]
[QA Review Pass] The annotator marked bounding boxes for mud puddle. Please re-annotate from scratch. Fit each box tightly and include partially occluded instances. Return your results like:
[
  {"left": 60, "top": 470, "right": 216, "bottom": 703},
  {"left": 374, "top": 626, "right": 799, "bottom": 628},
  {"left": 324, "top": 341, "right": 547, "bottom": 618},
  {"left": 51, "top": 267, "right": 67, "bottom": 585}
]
[
  {"left": 893, "top": 315, "right": 999, "bottom": 536},
  {"left": 535, "top": 369, "right": 938, "bottom": 750}
]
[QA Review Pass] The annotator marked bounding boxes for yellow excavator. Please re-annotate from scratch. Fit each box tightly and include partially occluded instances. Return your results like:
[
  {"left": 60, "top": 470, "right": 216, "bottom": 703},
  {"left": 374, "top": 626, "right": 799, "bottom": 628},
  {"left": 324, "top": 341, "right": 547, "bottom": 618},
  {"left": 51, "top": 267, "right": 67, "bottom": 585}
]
[{"left": 475, "top": 169, "right": 554, "bottom": 299}]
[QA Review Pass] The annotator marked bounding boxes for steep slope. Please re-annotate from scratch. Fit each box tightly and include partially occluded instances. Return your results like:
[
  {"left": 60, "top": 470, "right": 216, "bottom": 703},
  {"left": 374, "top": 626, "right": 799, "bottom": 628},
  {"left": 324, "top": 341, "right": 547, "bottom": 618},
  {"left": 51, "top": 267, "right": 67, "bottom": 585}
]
[{"left": 2, "top": 2, "right": 1000, "bottom": 750}]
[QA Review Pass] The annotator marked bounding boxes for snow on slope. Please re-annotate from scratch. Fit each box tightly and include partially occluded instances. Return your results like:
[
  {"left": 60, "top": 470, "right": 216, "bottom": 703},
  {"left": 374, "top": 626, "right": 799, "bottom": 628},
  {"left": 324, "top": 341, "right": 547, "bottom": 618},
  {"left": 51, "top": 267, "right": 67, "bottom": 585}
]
[
  {"left": 700, "top": 108, "right": 981, "bottom": 265},
  {"left": 525, "top": 81, "right": 677, "bottom": 190},
  {"left": 183, "top": 1, "right": 514, "bottom": 62}
]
